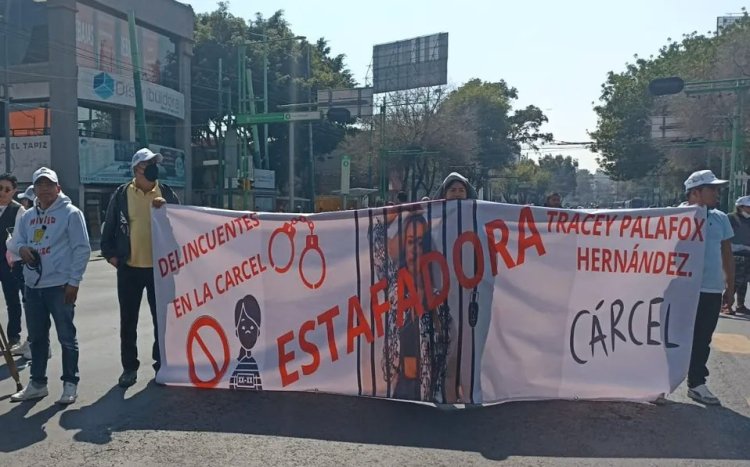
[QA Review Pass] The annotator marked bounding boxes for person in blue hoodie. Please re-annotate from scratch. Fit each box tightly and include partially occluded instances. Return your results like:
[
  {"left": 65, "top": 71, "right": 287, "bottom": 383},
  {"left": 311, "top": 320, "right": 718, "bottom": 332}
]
[{"left": 9, "top": 167, "right": 91, "bottom": 405}]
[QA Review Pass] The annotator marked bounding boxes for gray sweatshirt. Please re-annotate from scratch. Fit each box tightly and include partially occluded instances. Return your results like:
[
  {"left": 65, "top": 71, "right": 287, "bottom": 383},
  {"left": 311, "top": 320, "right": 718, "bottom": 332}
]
[{"left": 10, "top": 193, "right": 91, "bottom": 288}]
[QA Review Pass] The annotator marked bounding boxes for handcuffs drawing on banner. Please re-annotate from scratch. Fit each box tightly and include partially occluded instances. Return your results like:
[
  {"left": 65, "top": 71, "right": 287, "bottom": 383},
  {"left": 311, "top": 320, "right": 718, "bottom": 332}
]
[{"left": 268, "top": 216, "right": 326, "bottom": 289}]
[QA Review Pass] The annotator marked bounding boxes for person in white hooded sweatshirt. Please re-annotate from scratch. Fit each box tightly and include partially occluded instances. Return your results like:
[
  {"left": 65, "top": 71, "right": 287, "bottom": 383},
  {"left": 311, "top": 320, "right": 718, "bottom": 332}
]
[{"left": 9, "top": 167, "right": 91, "bottom": 404}]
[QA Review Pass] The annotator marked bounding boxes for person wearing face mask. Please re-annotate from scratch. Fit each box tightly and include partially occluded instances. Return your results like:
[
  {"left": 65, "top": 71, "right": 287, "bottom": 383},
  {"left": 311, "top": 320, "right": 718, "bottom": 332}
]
[
  {"left": 101, "top": 148, "right": 180, "bottom": 388},
  {"left": 726, "top": 195, "right": 750, "bottom": 314}
]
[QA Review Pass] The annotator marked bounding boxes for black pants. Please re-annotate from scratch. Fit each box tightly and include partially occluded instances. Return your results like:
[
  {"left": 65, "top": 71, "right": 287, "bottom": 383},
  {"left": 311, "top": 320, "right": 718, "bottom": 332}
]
[
  {"left": 117, "top": 264, "right": 159, "bottom": 372},
  {"left": 687, "top": 292, "right": 722, "bottom": 388},
  {"left": 0, "top": 260, "right": 24, "bottom": 344}
]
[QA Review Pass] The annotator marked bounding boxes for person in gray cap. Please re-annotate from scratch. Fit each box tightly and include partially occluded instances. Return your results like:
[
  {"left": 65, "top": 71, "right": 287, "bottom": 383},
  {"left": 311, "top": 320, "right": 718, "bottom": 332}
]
[
  {"left": 682, "top": 169, "right": 734, "bottom": 405},
  {"left": 101, "top": 148, "right": 180, "bottom": 388},
  {"left": 17, "top": 185, "right": 35, "bottom": 210},
  {"left": 9, "top": 167, "right": 91, "bottom": 404},
  {"left": 727, "top": 195, "right": 750, "bottom": 314}
]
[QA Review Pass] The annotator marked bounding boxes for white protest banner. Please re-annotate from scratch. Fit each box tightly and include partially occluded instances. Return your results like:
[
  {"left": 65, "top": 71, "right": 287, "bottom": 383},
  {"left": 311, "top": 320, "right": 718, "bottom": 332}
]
[{"left": 151, "top": 202, "right": 706, "bottom": 405}]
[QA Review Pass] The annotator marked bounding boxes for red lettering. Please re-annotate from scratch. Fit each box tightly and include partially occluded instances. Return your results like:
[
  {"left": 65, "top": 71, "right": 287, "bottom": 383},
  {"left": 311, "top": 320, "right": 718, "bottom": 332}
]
[
  {"left": 370, "top": 278, "right": 390, "bottom": 338},
  {"left": 317, "top": 306, "right": 340, "bottom": 362},
  {"left": 346, "top": 295, "right": 374, "bottom": 354},
  {"left": 159, "top": 257, "right": 169, "bottom": 278},
  {"left": 420, "top": 251, "right": 449, "bottom": 309},
  {"left": 485, "top": 219, "right": 515, "bottom": 275},
  {"left": 299, "top": 320, "right": 320, "bottom": 376},
  {"left": 517, "top": 207, "right": 547, "bottom": 265},
  {"left": 277, "top": 331, "right": 299, "bottom": 387},
  {"left": 452, "top": 232, "right": 484, "bottom": 289},
  {"left": 396, "top": 268, "right": 424, "bottom": 327}
]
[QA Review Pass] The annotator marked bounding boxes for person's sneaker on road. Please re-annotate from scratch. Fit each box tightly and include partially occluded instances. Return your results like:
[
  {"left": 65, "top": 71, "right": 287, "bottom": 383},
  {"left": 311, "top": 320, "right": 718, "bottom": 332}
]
[
  {"left": 688, "top": 384, "right": 721, "bottom": 405},
  {"left": 22, "top": 344, "right": 52, "bottom": 361},
  {"left": 10, "top": 382, "right": 49, "bottom": 402},
  {"left": 56, "top": 382, "right": 78, "bottom": 405},
  {"left": 11, "top": 340, "right": 30, "bottom": 356},
  {"left": 118, "top": 370, "right": 137, "bottom": 388}
]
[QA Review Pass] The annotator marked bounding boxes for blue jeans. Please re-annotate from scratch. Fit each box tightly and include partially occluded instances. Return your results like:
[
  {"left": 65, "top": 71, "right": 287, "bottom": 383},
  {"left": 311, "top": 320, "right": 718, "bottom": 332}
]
[{"left": 25, "top": 286, "right": 79, "bottom": 385}]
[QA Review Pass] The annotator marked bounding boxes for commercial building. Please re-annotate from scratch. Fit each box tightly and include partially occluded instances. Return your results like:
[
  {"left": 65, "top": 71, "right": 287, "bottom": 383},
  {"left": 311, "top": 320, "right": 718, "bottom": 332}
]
[{"left": 0, "top": 0, "right": 193, "bottom": 240}]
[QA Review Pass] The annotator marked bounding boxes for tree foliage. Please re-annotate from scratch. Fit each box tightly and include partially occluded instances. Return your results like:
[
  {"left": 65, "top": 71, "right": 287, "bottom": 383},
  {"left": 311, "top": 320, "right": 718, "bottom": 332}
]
[
  {"left": 191, "top": 3, "right": 357, "bottom": 197},
  {"left": 590, "top": 10, "right": 750, "bottom": 191}
]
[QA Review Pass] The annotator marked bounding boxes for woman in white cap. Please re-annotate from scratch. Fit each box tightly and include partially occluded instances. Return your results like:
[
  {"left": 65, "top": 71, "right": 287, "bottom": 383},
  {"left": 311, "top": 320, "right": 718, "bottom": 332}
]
[{"left": 727, "top": 195, "right": 750, "bottom": 314}]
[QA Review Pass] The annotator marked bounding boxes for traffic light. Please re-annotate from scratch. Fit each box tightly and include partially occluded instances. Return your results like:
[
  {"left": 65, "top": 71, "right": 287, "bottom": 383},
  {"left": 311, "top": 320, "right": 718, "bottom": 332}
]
[
  {"left": 327, "top": 108, "right": 352, "bottom": 124},
  {"left": 648, "top": 77, "right": 685, "bottom": 96},
  {"left": 236, "top": 178, "right": 254, "bottom": 191}
]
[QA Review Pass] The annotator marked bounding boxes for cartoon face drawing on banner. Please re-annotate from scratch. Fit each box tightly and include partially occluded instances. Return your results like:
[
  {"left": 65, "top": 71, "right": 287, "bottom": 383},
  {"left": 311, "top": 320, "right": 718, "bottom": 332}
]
[{"left": 229, "top": 294, "right": 263, "bottom": 390}]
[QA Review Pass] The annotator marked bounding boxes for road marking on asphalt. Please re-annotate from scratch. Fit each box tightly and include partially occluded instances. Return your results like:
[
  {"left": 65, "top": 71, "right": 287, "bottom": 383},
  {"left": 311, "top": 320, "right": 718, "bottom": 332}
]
[{"left": 712, "top": 333, "right": 750, "bottom": 354}]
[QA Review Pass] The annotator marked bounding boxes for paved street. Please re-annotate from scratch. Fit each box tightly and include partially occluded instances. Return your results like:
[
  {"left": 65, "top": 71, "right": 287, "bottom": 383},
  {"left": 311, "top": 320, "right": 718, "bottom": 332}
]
[{"left": 0, "top": 257, "right": 749, "bottom": 466}]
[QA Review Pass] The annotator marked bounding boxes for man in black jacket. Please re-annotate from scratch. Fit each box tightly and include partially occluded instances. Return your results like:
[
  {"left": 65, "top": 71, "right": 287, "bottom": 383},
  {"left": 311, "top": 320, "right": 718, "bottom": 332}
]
[{"left": 101, "top": 148, "right": 180, "bottom": 388}]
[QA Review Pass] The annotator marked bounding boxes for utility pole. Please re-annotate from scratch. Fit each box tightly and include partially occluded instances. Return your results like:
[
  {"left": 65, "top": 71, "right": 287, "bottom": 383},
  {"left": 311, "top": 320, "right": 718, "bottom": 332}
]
[
  {"left": 218, "top": 58, "right": 224, "bottom": 208},
  {"left": 289, "top": 121, "right": 295, "bottom": 211},
  {"left": 307, "top": 43, "right": 315, "bottom": 211},
  {"left": 128, "top": 11, "right": 148, "bottom": 147},
  {"left": 2, "top": 0, "right": 11, "bottom": 172},
  {"left": 263, "top": 37, "right": 269, "bottom": 170}
]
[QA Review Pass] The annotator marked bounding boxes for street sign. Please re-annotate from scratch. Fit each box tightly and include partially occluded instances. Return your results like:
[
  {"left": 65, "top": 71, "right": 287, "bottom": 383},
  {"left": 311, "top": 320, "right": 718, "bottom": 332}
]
[
  {"left": 236, "top": 111, "right": 321, "bottom": 125},
  {"left": 341, "top": 155, "right": 351, "bottom": 195}
]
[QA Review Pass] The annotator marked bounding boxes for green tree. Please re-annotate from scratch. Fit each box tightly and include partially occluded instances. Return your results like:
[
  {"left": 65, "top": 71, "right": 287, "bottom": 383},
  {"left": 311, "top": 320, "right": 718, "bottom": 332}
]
[
  {"left": 590, "top": 11, "right": 750, "bottom": 189},
  {"left": 537, "top": 154, "right": 578, "bottom": 196},
  {"left": 191, "top": 4, "right": 357, "bottom": 199},
  {"left": 442, "top": 79, "right": 553, "bottom": 182}
]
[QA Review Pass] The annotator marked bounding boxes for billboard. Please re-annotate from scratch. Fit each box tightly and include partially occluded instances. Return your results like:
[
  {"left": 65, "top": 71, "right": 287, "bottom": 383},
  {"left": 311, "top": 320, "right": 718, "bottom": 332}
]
[
  {"left": 0, "top": 136, "right": 52, "bottom": 183},
  {"left": 79, "top": 137, "right": 185, "bottom": 187},
  {"left": 317, "top": 88, "right": 374, "bottom": 118},
  {"left": 373, "top": 33, "right": 448, "bottom": 93},
  {"left": 77, "top": 66, "right": 185, "bottom": 119}
]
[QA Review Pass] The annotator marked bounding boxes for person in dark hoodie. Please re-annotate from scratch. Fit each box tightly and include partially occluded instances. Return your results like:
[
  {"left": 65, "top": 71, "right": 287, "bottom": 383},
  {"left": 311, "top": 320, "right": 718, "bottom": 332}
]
[
  {"left": 101, "top": 148, "right": 180, "bottom": 388},
  {"left": 727, "top": 195, "right": 750, "bottom": 314},
  {"left": 9, "top": 167, "right": 91, "bottom": 404},
  {"left": 435, "top": 172, "right": 478, "bottom": 200}
]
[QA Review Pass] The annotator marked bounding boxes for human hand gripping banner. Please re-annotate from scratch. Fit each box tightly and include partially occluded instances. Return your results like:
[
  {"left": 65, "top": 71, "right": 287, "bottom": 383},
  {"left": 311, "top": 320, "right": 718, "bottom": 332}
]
[{"left": 151, "top": 202, "right": 706, "bottom": 405}]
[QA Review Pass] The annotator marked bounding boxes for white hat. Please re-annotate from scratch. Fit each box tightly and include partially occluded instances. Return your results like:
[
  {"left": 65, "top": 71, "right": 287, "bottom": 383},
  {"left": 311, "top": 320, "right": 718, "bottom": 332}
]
[
  {"left": 18, "top": 186, "right": 35, "bottom": 201},
  {"left": 32, "top": 167, "right": 58, "bottom": 184},
  {"left": 684, "top": 170, "right": 728, "bottom": 191},
  {"left": 736, "top": 196, "right": 750, "bottom": 207},
  {"left": 131, "top": 148, "right": 163, "bottom": 168}
]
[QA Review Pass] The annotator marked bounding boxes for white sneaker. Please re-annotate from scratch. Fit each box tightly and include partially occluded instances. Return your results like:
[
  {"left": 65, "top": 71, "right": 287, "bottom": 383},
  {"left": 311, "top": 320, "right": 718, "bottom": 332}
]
[
  {"left": 687, "top": 384, "right": 721, "bottom": 405},
  {"left": 56, "top": 382, "right": 77, "bottom": 405},
  {"left": 10, "top": 341, "right": 30, "bottom": 356},
  {"left": 10, "top": 382, "right": 49, "bottom": 402},
  {"left": 22, "top": 344, "right": 51, "bottom": 361}
]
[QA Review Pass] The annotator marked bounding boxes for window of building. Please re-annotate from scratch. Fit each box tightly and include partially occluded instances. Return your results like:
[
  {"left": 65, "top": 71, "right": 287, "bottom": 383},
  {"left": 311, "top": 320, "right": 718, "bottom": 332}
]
[
  {"left": 145, "top": 112, "right": 177, "bottom": 147},
  {"left": 78, "top": 105, "right": 119, "bottom": 139},
  {"left": 0, "top": 0, "right": 49, "bottom": 65},
  {"left": 9, "top": 101, "right": 50, "bottom": 136}
]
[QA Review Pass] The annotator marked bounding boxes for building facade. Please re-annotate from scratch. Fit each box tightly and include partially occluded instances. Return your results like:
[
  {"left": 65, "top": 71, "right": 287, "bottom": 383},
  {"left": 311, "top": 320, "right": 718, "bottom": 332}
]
[{"left": 0, "top": 0, "right": 193, "bottom": 240}]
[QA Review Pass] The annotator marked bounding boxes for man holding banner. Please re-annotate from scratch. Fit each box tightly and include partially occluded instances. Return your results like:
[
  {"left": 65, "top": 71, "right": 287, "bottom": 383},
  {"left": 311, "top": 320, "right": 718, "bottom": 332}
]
[
  {"left": 683, "top": 170, "right": 734, "bottom": 406},
  {"left": 101, "top": 148, "right": 180, "bottom": 388}
]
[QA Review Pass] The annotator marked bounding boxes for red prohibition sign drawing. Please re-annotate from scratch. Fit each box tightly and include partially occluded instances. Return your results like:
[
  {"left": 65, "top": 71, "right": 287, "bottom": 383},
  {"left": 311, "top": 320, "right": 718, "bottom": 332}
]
[{"left": 186, "top": 315, "right": 230, "bottom": 388}]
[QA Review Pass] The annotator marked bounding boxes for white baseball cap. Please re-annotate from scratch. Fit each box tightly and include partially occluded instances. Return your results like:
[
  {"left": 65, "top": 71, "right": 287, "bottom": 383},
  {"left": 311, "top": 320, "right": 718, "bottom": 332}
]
[
  {"left": 32, "top": 167, "right": 59, "bottom": 184},
  {"left": 684, "top": 170, "right": 728, "bottom": 191},
  {"left": 18, "top": 186, "right": 35, "bottom": 201},
  {"left": 131, "top": 148, "right": 163, "bottom": 168},
  {"left": 736, "top": 195, "right": 750, "bottom": 207}
]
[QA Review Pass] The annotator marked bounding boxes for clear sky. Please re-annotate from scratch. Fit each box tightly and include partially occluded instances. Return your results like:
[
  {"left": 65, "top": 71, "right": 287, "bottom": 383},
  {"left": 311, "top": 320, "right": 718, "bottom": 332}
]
[{"left": 186, "top": 0, "right": 748, "bottom": 172}]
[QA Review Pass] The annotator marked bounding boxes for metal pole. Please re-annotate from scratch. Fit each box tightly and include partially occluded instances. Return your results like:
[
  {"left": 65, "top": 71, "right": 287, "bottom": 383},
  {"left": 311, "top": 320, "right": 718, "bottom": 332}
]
[
  {"left": 3, "top": 0, "right": 11, "bottom": 172},
  {"left": 128, "top": 11, "right": 148, "bottom": 147},
  {"left": 738, "top": 91, "right": 745, "bottom": 198},
  {"left": 289, "top": 121, "right": 295, "bottom": 211},
  {"left": 263, "top": 37, "right": 269, "bottom": 170},
  {"left": 218, "top": 58, "right": 224, "bottom": 208},
  {"left": 307, "top": 43, "right": 315, "bottom": 211}
]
